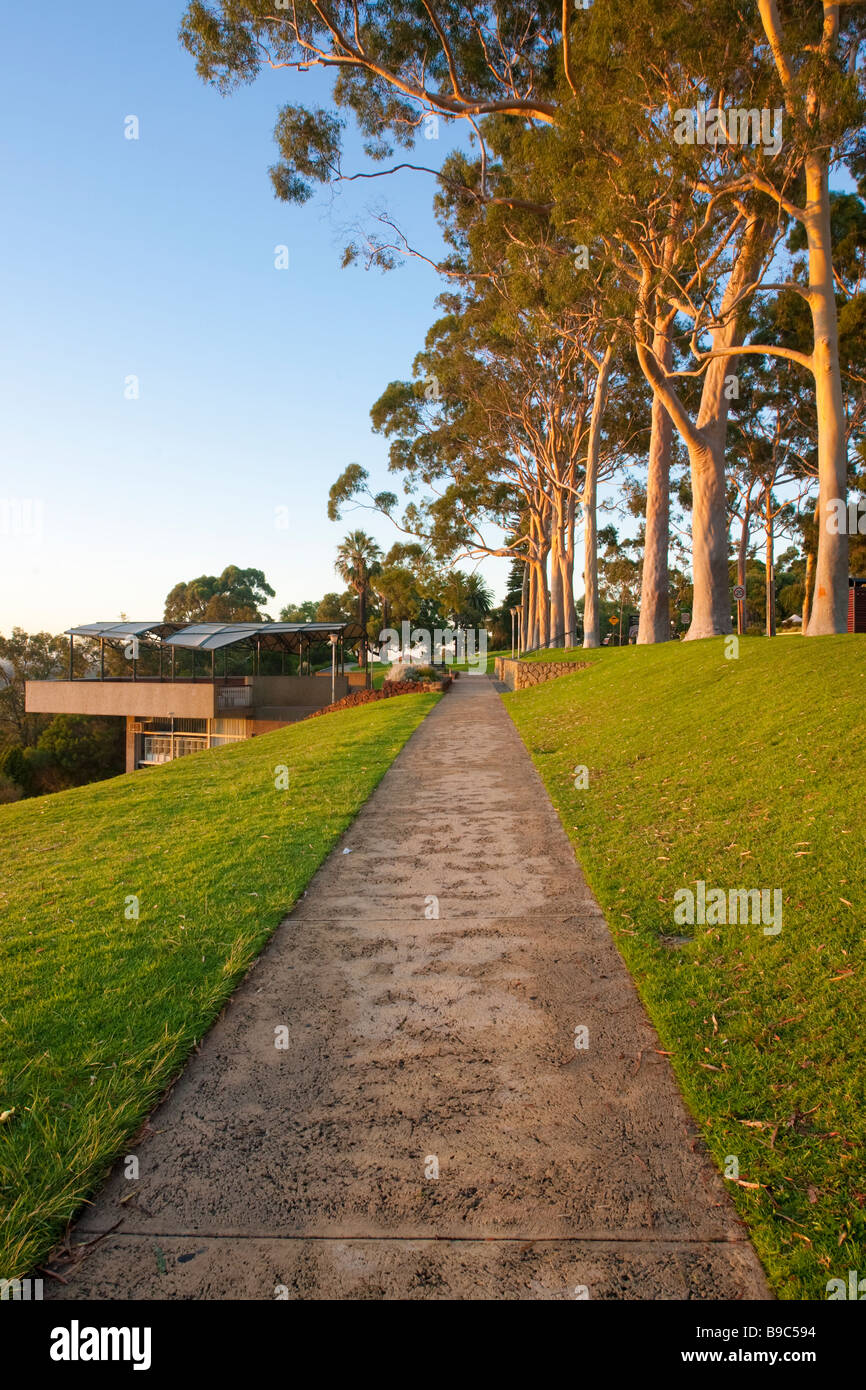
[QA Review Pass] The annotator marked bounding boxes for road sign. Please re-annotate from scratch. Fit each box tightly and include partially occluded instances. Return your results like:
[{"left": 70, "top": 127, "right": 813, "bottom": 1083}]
[
  {"left": 733, "top": 584, "right": 747, "bottom": 601},
  {"left": 609, "top": 615, "right": 619, "bottom": 625},
  {"left": 679, "top": 611, "right": 690, "bottom": 624}
]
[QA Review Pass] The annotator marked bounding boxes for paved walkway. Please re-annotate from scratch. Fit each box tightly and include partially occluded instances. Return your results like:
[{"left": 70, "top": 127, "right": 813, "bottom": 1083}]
[{"left": 48, "top": 678, "right": 768, "bottom": 1300}]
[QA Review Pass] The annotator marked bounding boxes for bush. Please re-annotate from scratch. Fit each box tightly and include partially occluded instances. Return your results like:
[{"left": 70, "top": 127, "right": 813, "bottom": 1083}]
[
  {"left": 0, "top": 744, "right": 31, "bottom": 793},
  {"left": 36, "top": 715, "right": 124, "bottom": 786},
  {"left": 0, "top": 772, "right": 23, "bottom": 804}
]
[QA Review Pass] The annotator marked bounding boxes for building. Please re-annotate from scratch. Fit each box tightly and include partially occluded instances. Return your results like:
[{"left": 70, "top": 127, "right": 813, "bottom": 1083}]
[{"left": 25, "top": 620, "right": 366, "bottom": 772}]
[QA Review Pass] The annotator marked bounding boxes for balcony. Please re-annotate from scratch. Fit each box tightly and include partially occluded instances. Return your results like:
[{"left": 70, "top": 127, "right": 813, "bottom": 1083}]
[{"left": 217, "top": 685, "right": 252, "bottom": 709}]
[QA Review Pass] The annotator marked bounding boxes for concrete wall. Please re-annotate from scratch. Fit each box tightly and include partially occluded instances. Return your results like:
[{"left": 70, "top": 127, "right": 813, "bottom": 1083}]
[
  {"left": 26, "top": 680, "right": 219, "bottom": 718},
  {"left": 26, "top": 674, "right": 351, "bottom": 719},
  {"left": 248, "top": 675, "right": 349, "bottom": 711},
  {"left": 494, "top": 657, "right": 590, "bottom": 691}
]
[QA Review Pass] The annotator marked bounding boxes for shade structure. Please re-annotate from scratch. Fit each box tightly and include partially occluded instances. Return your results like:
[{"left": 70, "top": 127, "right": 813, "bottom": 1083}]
[
  {"left": 64, "top": 620, "right": 364, "bottom": 655},
  {"left": 163, "top": 621, "right": 364, "bottom": 655},
  {"left": 65, "top": 621, "right": 180, "bottom": 641}
]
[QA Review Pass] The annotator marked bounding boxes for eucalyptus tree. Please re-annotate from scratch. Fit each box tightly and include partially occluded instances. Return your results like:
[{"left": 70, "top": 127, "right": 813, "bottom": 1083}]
[
  {"left": 729, "top": 187, "right": 866, "bottom": 630},
  {"left": 378, "top": 129, "right": 628, "bottom": 648},
  {"left": 181, "top": 0, "right": 864, "bottom": 639},
  {"left": 711, "top": 1, "right": 866, "bottom": 634},
  {"left": 164, "top": 565, "right": 276, "bottom": 622},
  {"left": 538, "top": 0, "right": 788, "bottom": 641}
]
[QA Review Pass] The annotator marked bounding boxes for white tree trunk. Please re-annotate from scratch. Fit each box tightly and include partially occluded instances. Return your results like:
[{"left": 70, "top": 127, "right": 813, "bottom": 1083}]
[
  {"left": 637, "top": 323, "right": 673, "bottom": 644},
  {"left": 765, "top": 490, "right": 776, "bottom": 637},
  {"left": 804, "top": 153, "right": 849, "bottom": 634},
  {"left": 582, "top": 344, "right": 613, "bottom": 648},
  {"left": 549, "top": 501, "right": 566, "bottom": 646}
]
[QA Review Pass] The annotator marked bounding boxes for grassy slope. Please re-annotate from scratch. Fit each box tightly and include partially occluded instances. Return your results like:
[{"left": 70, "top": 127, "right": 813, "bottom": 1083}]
[
  {"left": 504, "top": 636, "right": 865, "bottom": 1300},
  {"left": 0, "top": 692, "right": 439, "bottom": 1277}
]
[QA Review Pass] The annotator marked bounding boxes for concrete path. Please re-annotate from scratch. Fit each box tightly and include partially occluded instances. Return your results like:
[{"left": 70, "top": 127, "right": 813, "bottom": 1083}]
[{"left": 47, "top": 677, "right": 769, "bottom": 1300}]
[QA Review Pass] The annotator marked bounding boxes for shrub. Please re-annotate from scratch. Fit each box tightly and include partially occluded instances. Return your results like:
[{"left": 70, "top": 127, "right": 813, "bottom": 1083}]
[
  {"left": 0, "top": 772, "right": 23, "bottom": 804},
  {"left": 0, "top": 744, "right": 31, "bottom": 793},
  {"left": 36, "top": 715, "right": 124, "bottom": 786}
]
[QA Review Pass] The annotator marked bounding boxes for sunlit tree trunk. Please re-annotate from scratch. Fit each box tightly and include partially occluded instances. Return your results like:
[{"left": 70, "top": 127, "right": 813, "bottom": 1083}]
[
  {"left": 737, "top": 499, "right": 751, "bottom": 636},
  {"left": 765, "top": 489, "right": 776, "bottom": 638},
  {"left": 634, "top": 217, "right": 766, "bottom": 640},
  {"left": 804, "top": 153, "right": 849, "bottom": 634},
  {"left": 582, "top": 344, "right": 613, "bottom": 649},
  {"left": 535, "top": 549, "right": 551, "bottom": 650},
  {"left": 802, "top": 495, "right": 820, "bottom": 630},
  {"left": 526, "top": 557, "right": 538, "bottom": 650},
  {"left": 563, "top": 492, "right": 576, "bottom": 645},
  {"left": 549, "top": 497, "right": 566, "bottom": 646},
  {"left": 637, "top": 320, "right": 673, "bottom": 644}
]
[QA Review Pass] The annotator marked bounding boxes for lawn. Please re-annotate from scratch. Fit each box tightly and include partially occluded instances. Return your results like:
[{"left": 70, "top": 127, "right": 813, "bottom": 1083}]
[
  {"left": 451, "top": 646, "right": 508, "bottom": 675},
  {"left": 520, "top": 644, "right": 601, "bottom": 662},
  {"left": 504, "top": 635, "right": 865, "bottom": 1300},
  {"left": 0, "top": 691, "right": 439, "bottom": 1279}
]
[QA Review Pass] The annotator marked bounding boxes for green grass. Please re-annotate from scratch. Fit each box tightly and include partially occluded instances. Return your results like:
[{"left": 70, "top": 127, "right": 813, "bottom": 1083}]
[
  {"left": 0, "top": 692, "right": 439, "bottom": 1278},
  {"left": 451, "top": 647, "right": 508, "bottom": 675},
  {"left": 520, "top": 644, "right": 599, "bottom": 662},
  {"left": 504, "top": 635, "right": 865, "bottom": 1300}
]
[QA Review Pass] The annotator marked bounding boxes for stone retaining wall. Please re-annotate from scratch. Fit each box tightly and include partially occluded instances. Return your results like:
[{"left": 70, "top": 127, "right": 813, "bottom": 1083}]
[{"left": 494, "top": 656, "right": 589, "bottom": 691}]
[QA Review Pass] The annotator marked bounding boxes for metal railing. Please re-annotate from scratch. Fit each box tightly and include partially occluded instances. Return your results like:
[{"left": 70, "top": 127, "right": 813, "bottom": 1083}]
[{"left": 218, "top": 686, "right": 253, "bottom": 708}]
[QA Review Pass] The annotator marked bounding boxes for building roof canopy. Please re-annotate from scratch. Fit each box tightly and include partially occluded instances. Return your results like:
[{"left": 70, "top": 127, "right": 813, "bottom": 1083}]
[
  {"left": 66, "top": 622, "right": 179, "bottom": 640},
  {"left": 66, "top": 620, "right": 364, "bottom": 654}
]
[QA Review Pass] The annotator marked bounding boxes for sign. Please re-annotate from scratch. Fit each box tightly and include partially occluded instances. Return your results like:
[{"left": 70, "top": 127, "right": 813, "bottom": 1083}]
[
  {"left": 733, "top": 584, "right": 747, "bottom": 602},
  {"left": 679, "top": 611, "right": 690, "bottom": 624}
]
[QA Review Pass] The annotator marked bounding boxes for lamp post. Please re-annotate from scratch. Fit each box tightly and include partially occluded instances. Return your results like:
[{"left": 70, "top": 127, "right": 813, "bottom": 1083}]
[
  {"left": 510, "top": 606, "right": 520, "bottom": 660},
  {"left": 329, "top": 632, "right": 339, "bottom": 705}
]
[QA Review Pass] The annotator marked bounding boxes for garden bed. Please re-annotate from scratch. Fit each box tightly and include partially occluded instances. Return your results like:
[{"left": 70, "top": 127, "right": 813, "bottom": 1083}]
[{"left": 306, "top": 676, "right": 451, "bottom": 718}]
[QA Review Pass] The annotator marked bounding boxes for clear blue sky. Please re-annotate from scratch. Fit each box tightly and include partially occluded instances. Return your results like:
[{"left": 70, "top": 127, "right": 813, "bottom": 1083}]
[{"left": 0, "top": 0, "right": 505, "bottom": 633}]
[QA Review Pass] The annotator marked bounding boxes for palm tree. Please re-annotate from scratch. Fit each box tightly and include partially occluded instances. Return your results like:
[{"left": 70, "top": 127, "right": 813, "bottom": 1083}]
[
  {"left": 335, "top": 531, "right": 383, "bottom": 667},
  {"left": 462, "top": 572, "right": 493, "bottom": 623},
  {"left": 447, "top": 571, "right": 493, "bottom": 628}
]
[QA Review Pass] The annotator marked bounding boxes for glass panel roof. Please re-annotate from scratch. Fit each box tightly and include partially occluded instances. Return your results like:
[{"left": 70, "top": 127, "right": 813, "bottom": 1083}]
[
  {"left": 65, "top": 622, "right": 178, "bottom": 639},
  {"left": 65, "top": 621, "right": 363, "bottom": 651}
]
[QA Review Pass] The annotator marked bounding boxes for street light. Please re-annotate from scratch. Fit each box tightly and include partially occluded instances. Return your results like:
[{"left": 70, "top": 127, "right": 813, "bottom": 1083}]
[
  {"left": 510, "top": 605, "right": 520, "bottom": 659},
  {"left": 328, "top": 632, "right": 339, "bottom": 704}
]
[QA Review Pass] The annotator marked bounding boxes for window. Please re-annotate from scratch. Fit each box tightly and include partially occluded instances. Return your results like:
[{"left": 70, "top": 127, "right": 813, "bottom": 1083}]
[
  {"left": 142, "top": 736, "right": 171, "bottom": 764},
  {"left": 211, "top": 718, "right": 246, "bottom": 737},
  {"left": 174, "top": 736, "right": 207, "bottom": 758}
]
